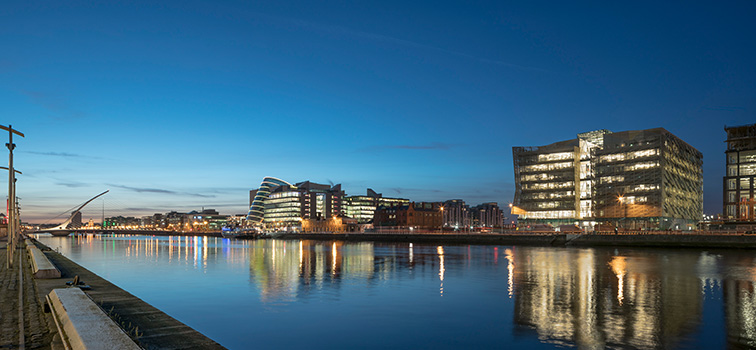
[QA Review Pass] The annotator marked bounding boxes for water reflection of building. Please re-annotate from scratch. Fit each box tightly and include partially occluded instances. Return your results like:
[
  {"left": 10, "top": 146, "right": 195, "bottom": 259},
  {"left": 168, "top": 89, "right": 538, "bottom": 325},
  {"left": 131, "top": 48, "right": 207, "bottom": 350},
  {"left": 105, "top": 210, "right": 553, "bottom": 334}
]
[
  {"left": 246, "top": 240, "right": 471, "bottom": 302},
  {"left": 723, "top": 271, "right": 756, "bottom": 347},
  {"left": 512, "top": 247, "right": 702, "bottom": 348},
  {"left": 248, "top": 240, "right": 378, "bottom": 302}
]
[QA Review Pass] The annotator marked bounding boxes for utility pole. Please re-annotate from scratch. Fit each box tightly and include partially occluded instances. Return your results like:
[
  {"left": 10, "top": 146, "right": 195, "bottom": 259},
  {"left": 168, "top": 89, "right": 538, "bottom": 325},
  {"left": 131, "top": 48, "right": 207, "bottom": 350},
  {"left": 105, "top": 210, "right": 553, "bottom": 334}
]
[{"left": 1, "top": 125, "right": 24, "bottom": 268}]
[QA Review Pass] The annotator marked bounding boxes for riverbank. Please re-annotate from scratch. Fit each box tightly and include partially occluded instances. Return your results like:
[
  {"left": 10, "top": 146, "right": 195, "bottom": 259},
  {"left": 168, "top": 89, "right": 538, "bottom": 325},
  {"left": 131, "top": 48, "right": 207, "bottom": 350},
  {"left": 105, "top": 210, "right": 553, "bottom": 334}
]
[
  {"left": 13, "top": 237, "right": 226, "bottom": 349},
  {"left": 270, "top": 232, "right": 756, "bottom": 248}
]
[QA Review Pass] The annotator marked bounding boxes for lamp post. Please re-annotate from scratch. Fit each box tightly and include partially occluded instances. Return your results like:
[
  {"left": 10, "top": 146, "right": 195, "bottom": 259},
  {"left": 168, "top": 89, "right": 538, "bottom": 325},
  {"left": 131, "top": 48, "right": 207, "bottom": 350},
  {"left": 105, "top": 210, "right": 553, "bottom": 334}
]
[
  {"left": 1, "top": 168, "right": 19, "bottom": 266},
  {"left": 617, "top": 195, "right": 627, "bottom": 232},
  {"left": 1, "top": 125, "right": 24, "bottom": 268}
]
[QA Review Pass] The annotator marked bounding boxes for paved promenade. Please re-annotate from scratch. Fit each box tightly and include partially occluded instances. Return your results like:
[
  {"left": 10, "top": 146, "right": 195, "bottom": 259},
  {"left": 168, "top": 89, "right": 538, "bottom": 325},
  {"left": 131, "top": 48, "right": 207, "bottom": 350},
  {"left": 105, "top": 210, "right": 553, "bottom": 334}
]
[{"left": 0, "top": 238, "right": 56, "bottom": 349}]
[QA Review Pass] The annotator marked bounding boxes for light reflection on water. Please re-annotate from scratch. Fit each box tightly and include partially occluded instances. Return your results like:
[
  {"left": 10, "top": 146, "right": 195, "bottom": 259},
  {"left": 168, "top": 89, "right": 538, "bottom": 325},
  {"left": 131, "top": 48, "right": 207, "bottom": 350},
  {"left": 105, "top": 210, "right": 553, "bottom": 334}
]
[{"left": 34, "top": 234, "right": 756, "bottom": 349}]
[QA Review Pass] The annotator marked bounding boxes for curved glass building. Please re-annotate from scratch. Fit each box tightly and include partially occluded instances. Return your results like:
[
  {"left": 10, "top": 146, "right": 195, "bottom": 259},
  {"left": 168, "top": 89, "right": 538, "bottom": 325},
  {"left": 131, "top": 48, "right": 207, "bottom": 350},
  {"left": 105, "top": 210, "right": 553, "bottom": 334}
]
[{"left": 245, "top": 177, "right": 293, "bottom": 225}]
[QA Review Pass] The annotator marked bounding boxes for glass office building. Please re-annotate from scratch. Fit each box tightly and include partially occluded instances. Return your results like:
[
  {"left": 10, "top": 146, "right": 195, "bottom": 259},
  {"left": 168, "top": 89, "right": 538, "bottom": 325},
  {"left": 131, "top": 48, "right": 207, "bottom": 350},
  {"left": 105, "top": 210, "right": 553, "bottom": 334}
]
[
  {"left": 724, "top": 123, "right": 756, "bottom": 221},
  {"left": 513, "top": 128, "right": 703, "bottom": 230}
]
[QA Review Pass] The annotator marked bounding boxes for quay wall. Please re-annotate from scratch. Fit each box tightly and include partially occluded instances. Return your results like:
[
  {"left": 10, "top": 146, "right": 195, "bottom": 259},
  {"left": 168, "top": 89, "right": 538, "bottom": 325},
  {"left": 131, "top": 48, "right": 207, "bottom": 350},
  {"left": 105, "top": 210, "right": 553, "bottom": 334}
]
[
  {"left": 274, "top": 232, "right": 756, "bottom": 249},
  {"left": 566, "top": 233, "right": 756, "bottom": 248},
  {"left": 277, "top": 233, "right": 566, "bottom": 246}
]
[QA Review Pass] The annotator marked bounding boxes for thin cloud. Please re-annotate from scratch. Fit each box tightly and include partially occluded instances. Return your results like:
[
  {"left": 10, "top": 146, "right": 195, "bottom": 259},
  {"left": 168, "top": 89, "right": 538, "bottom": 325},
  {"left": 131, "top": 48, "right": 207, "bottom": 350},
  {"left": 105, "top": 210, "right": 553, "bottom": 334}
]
[
  {"left": 201, "top": 187, "right": 253, "bottom": 194},
  {"left": 121, "top": 203, "right": 246, "bottom": 213},
  {"left": 55, "top": 181, "right": 89, "bottom": 188},
  {"left": 123, "top": 207, "right": 166, "bottom": 212},
  {"left": 257, "top": 13, "right": 549, "bottom": 73},
  {"left": 21, "top": 90, "right": 87, "bottom": 120},
  {"left": 390, "top": 187, "right": 444, "bottom": 195},
  {"left": 362, "top": 142, "right": 457, "bottom": 152},
  {"left": 23, "top": 151, "right": 104, "bottom": 160},
  {"left": 108, "top": 184, "right": 215, "bottom": 198}
]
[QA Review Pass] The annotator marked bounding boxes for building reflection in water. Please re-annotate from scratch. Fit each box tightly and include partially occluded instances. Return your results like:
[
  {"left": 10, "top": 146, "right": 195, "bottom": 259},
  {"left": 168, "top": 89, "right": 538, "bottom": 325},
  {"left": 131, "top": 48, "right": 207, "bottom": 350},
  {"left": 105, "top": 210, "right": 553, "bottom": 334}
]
[
  {"left": 246, "top": 240, "right": 470, "bottom": 303},
  {"left": 248, "top": 240, "right": 373, "bottom": 302},
  {"left": 504, "top": 248, "right": 515, "bottom": 298},
  {"left": 54, "top": 234, "right": 252, "bottom": 272},
  {"left": 724, "top": 263, "right": 756, "bottom": 348},
  {"left": 242, "top": 239, "right": 756, "bottom": 348},
  {"left": 38, "top": 234, "right": 756, "bottom": 348},
  {"left": 511, "top": 247, "right": 756, "bottom": 349}
]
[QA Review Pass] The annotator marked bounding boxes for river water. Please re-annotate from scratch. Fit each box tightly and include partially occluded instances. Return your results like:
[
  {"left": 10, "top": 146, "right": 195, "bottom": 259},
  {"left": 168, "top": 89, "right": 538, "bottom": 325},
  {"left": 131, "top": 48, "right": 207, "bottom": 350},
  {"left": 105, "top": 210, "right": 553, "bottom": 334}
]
[{"left": 33, "top": 234, "right": 756, "bottom": 349}]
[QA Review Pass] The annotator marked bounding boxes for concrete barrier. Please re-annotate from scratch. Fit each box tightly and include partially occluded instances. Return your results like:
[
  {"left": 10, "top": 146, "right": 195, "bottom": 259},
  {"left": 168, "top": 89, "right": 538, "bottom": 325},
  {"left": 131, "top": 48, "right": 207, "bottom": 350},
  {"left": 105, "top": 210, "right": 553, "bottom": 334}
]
[
  {"left": 25, "top": 239, "right": 61, "bottom": 279},
  {"left": 47, "top": 288, "right": 141, "bottom": 350}
]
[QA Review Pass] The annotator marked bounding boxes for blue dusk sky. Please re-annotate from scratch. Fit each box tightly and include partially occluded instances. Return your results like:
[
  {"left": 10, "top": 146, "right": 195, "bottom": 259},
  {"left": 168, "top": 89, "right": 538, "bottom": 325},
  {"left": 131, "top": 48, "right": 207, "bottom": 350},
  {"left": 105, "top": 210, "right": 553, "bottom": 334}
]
[{"left": 1, "top": 1, "right": 754, "bottom": 223}]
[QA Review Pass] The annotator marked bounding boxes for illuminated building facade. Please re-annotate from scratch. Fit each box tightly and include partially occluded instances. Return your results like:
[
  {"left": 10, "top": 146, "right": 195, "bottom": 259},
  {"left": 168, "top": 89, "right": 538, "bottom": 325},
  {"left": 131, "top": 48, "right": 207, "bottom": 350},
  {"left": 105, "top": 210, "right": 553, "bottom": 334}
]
[
  {"left": 246, "top": 177, "right": 293, "bottom": 225},
  {"left": 471, "top": 202, "right": 504, "bottom": 228},
  {"left": 301, "top": 216, "right": 361, "bottom": 233},
  {"left": 513, "top": 130, "right": 609, "bottom": 227},
  {"left": 187, "top": 209, "right": 228, "bottom": 231},
  {"left": 723, "top": 123, "right": 756, "bottom": 221},
  {"left": 374, "top": 202, "right": 443, "bottom": 229},
  {"left": 296, "top": 181, "right": 345, "bottom": 220},
  {"left": 344, "top": 189, "right": 409, "bottom": 223},
  {"left": 442, "top": 199, "right": 470, "bottom": 229},
  {"left": 513, "top": 128, "right": 702, "bottom": 230},
  {"left": 103, "top": 215, "right": 141, "bottom": 228},
  {"left": 247, "top": 177, "right": 346, "bottom": 229},
  {"left": 594, "top": 128, "right": 702, "bottom": 230}
]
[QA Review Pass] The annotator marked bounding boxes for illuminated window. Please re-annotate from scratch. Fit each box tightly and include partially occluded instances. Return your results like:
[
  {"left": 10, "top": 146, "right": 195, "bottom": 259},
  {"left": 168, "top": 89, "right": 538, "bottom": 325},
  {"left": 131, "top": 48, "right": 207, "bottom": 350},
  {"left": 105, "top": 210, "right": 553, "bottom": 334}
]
[
  {"left": 739, "top": 150, "right": 756, "bottom": 163},
  {"left": 537, "top": 152, "right": 574, "bottom": 162},
  {"left": 631, "top": 149, "right": 658, "bottom": 158},
  {"left": 626, "top": 162, "right": 658, "bottom": 171},
  {"left": 600, "top": 175, "right": 624, "bottom": 184},
  {"left": 520, "top": 162, "right": 573, "bottom": 173},
  {"left": 740, "top": 164, "right": 756, "bottom": 176},
  {"left": 521, "top": 210, "right": 576, "bottom": 219},
  {"left": 602, "top": 154, "right": 625, "bottom": 163}
]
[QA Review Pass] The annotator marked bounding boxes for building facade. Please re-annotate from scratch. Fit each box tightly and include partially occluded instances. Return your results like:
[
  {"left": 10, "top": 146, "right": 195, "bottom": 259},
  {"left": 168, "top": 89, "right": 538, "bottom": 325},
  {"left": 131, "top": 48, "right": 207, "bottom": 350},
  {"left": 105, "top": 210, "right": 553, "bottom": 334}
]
[
  {"left": 724, "top": 123, "right": 756, "bottom": 221},
  {"left": 513, "top": 128, "right": 703, "bottom": 230},
  {"left": 247, "top": 177, "right": 347, "bottom": 229},
  {"left": 594, "top": 128, "right": 703, "bottom": 230},
  {"left": 513, "top": 130, "right": 609, "bottom": 228},
  {"left": 470, "top": 202, "right": 504, "bottom": 228},
  {"left": 246, "top": 177, "right": 293, "bottom": 225},
  {"left": 344, "top": 189, "right": 409, "bottom": 223},
  {"left": 442, "top": 199, "right": 470, "bottom": 229},
  {"left": 374, "top": 202, "right": 443, "bottom": 229}
]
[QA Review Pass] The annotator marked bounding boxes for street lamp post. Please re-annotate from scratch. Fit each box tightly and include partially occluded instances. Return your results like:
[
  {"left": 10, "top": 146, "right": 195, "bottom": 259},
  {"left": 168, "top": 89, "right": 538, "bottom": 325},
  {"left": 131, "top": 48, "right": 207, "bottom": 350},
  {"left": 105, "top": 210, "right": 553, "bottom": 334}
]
[
  {"left": 617, "top": 195, "right": 625, "bottom": 232},
  {"left": 1, "top": 125, "right": 24, "bottom": 268}
]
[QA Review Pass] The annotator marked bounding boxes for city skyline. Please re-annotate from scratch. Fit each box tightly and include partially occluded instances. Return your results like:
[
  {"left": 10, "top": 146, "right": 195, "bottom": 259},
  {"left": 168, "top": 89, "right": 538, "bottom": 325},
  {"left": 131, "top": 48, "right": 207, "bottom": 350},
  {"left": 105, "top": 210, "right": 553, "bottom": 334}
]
[{"left": 2, "top": 1, "right": 755, "bottom": 222}]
